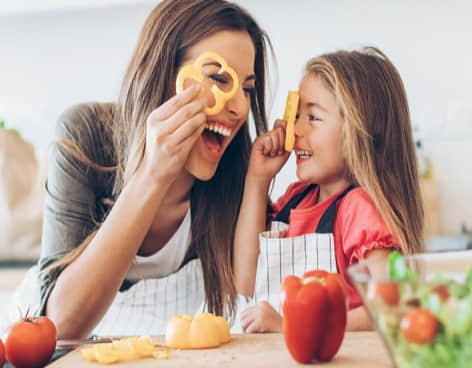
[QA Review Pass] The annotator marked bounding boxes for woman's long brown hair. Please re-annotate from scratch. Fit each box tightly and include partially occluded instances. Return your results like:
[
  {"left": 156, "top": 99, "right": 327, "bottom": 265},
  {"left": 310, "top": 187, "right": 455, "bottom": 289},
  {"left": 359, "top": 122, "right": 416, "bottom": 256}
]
[
  {"left": 45, "top": 0, "right": 271, "bottom": 318},
  {"left": 306, "top": 47, "right": 424, "bottom": 255}
]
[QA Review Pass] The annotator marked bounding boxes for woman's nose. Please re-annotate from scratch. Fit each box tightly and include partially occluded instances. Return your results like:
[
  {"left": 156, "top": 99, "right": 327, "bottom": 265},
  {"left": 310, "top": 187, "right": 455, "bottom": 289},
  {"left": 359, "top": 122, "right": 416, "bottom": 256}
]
[{"left": 224, "top": 87, "right": 249, "bottom": 119}]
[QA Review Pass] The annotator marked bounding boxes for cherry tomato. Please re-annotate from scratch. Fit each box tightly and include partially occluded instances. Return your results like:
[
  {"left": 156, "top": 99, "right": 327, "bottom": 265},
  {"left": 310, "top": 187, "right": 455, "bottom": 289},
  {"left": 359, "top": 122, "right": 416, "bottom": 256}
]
[
  {"left": 433, "top": 284, "right": 449, "bottom": 302},
  {"left": 0, "top": 338, "right": 5, "bottom": 368},
  {"left": 400, "top": 308, "right": 438, "bottom": 344},
  {"left": 370, "top": 282, "right": 400, "bottom": 306},
  {"left": 5, "top": 316, "right": 57, "bottom": 368}
]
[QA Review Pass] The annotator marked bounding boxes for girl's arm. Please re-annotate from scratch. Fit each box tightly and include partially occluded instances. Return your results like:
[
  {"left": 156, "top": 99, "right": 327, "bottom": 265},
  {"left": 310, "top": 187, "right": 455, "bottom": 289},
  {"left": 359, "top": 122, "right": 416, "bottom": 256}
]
[
  {"left": 346, "top": 248, "right": 392, "bottom": 331},
  {"left": 233, "top": 120, "right": 289, "bottom": 297},
  {"left": 45, "top": 86, "right": 206, "bottom": 339},
  {"left": 233, "top": 175, "right": 271, "bottom": 296}
]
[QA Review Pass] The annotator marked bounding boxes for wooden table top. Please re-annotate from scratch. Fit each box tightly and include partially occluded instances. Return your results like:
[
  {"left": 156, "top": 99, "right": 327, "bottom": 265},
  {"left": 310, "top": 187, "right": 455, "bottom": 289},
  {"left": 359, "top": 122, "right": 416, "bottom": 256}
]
[{"left": 48, "top": 331, "right": 393, "bottom": 367}]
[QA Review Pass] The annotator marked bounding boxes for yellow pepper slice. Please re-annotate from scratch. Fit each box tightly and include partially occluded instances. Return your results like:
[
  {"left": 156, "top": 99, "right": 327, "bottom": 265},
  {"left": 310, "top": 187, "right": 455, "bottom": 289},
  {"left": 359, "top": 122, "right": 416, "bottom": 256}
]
[
  {"left": 283, "top": 91, "right": 299, "bottom": 152},
  {"left": 176, "top": 51, "right": 239, "bottom": 115}
]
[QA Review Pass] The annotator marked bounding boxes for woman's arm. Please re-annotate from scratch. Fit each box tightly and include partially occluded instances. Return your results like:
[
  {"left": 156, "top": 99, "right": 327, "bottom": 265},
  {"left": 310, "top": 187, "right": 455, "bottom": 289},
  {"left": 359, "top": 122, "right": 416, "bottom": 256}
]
[
  {"left": 46, "top": 168, "right": 171, "bottom": 339},
  {"left": 45, "top": 86, "right": 206, "bottom": 339}
]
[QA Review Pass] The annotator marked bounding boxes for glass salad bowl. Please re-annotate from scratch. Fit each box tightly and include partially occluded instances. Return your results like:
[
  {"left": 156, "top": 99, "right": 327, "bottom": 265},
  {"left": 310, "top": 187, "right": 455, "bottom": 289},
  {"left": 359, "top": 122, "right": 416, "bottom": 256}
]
[{"left": 348, "top": 250, "right": 472, "bottom": 368}]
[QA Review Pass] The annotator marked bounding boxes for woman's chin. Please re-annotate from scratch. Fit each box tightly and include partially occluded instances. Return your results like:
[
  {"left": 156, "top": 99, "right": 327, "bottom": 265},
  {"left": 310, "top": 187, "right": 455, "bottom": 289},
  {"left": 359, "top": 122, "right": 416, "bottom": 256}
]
[{"left": 185, "top": 160, "right": 218, "bottom": 182}]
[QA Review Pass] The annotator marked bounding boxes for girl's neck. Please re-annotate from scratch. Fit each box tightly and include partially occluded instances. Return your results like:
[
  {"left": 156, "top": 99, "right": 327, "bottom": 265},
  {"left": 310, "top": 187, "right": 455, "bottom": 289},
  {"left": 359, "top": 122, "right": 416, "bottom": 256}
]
[{"left": 317, "top": 178, "right": 351, "bottom": 204}]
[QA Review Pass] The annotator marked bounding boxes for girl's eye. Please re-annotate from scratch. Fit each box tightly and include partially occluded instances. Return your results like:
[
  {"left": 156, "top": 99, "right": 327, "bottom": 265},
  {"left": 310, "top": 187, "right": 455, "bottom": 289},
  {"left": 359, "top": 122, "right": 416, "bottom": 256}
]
[
  {"left": 309, "top": 114, "right": 320, "bottom": 121},
  {"left": 295, "top": 113, "right": 300, "bottom": 120}
]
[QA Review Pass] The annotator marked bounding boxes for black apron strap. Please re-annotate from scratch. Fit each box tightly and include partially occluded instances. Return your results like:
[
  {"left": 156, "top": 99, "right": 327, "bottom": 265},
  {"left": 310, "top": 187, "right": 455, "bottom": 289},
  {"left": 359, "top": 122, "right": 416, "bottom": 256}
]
[
  {"left": 273, "top": 184, "right": 317, "bottom": 224},
  {"left": 315, "top": 185, "right": 355, "bottom": 233}
]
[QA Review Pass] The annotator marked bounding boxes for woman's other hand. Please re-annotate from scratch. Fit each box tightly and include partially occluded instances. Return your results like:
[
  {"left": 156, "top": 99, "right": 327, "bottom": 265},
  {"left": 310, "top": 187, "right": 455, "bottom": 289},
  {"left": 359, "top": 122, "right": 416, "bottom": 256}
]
[{"left": 240, "top": 301, "right": 283, "bottom": 333}]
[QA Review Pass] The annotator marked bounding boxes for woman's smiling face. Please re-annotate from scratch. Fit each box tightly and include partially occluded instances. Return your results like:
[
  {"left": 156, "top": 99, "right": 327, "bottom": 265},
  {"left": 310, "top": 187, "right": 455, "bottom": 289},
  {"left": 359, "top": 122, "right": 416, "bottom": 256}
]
[{"left": 179, "top": 30, "right": 256, "bottom": 181}]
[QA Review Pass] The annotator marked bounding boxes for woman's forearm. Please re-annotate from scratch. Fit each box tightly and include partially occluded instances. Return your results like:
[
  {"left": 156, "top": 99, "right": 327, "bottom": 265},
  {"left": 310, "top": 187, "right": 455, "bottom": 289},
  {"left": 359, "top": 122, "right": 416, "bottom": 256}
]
[
  {"left": 233, "top": 176, "right": 270, "bottom": 297},
  {"left": 46, "top": 170, "right": 172, "bottom": 339}
]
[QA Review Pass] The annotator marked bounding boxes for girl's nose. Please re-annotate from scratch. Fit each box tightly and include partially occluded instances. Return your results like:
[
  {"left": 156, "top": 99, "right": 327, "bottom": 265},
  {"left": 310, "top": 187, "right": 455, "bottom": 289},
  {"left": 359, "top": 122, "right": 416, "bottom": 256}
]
[{"left": 294, "top": 116, "right": 304, "bottom": 137}]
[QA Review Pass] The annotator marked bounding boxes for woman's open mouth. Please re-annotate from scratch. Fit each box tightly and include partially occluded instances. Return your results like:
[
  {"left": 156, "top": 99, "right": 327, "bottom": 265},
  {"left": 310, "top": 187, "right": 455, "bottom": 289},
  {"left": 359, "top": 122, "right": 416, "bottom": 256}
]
[{"left": 200, "top": 122, "right": 232, "bottom": 159}]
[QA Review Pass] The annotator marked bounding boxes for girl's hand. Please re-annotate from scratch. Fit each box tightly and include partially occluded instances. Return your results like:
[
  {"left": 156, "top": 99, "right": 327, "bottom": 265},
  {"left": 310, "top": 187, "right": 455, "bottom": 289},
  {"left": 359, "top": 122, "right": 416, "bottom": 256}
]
[
  {"left": 139, "top": 84, "right": 206, "bottom": 186},
  {"left": 240, "top": 301, "right": 283, "bottom": 333},
  {"left": 247, "top": 119, "right": 290, "bottom": 184}
]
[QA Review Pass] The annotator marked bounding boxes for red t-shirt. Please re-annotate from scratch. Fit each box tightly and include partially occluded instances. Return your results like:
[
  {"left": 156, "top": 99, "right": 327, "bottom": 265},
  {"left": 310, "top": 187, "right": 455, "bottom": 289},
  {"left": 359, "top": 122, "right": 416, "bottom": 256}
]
[{"left": 269, "top": 182, "right": 398, "bottom": 309}]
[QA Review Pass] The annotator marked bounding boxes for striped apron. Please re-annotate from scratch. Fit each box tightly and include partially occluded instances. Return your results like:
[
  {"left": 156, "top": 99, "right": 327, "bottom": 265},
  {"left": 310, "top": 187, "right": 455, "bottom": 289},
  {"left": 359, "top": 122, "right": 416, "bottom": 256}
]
[{"left": 238, "top": 185, "right": 353, "bottom": 317}]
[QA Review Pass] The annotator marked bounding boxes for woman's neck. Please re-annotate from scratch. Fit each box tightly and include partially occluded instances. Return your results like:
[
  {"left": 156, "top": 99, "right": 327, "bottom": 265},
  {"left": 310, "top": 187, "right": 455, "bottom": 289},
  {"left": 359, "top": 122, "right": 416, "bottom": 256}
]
[
  {"left": 317, "top": 178, "right": 351, "bottom": 204},
  {"left": 163, "top": 170, "right": 195, "bottom": 206}
]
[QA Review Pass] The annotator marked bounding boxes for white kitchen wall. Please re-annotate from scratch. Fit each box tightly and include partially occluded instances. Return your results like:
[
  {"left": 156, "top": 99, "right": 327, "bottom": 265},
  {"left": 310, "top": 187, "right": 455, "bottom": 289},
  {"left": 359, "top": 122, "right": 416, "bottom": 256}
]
[{"left": 1, "top": 0, "right": 471, "bottom": 234}]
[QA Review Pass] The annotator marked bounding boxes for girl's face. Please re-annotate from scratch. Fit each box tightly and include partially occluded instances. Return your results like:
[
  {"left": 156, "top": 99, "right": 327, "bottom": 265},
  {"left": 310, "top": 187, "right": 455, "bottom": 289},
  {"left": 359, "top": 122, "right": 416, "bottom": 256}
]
[
  {"left": 294, "top": 72, "right": 346, "bottom": 186},
  {"left": 181, "top": 30, "right": 256, "bottom": 181}
]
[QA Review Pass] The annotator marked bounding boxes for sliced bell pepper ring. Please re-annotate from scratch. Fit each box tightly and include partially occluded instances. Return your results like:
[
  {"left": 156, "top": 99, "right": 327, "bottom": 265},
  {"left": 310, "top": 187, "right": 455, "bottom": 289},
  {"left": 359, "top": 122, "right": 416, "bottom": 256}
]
[
  {"left": 281, "top": 270, "right": 347, "bottom": 364},
  {"left": 175, "top": 51, "right": 239, "bottom": 116},
  {"left": 283, "top": 91, "right": 299, "bottom": 152}
]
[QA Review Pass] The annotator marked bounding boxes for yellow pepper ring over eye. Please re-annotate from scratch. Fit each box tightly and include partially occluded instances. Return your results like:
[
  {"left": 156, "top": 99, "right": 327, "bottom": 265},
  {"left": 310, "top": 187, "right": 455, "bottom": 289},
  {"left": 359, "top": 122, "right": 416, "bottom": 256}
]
[{"left": 176, "top": 51, "right": 239, "bottom": 115}]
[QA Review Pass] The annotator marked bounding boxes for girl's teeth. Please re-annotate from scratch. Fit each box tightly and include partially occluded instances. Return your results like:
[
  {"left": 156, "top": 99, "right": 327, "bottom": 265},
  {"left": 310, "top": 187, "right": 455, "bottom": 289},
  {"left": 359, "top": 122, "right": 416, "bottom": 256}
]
[{"left": 297, "top": 150, "right": 312, "bottom": 159}]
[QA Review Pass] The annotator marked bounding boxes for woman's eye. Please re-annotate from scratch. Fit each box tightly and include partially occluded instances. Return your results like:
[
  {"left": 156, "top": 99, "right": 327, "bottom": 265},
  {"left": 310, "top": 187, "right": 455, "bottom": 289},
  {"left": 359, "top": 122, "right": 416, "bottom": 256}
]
[
  {"left": 209, "top": 74, "right": 227, "bottom": 84},
  {"left": 243, "top": 86, "right": 255, "bottom": 95}
]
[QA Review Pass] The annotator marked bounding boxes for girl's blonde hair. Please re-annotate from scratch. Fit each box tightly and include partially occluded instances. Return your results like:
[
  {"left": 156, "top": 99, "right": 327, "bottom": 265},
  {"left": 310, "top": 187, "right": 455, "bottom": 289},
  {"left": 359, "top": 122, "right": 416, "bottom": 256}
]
[
  {"left": 44, "top": 0, "right": 271, "bottom": 318},
  {"left": 306, "top": 47, "right": 423, "bottom": 255}
]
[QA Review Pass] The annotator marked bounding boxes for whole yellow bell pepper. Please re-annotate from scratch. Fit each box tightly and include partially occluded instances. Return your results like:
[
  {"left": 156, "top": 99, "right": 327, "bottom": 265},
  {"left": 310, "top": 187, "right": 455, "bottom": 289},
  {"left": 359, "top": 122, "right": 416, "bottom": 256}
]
[{"left": 165, "top": 312, "right": 230, "bottom": 349}]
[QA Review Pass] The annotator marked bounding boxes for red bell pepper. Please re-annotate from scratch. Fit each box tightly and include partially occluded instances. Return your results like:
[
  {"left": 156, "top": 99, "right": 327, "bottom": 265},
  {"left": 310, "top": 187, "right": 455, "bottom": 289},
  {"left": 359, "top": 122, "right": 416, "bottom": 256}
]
[{"left": 281, "top": 270, "right": 347, "bottom": 364}]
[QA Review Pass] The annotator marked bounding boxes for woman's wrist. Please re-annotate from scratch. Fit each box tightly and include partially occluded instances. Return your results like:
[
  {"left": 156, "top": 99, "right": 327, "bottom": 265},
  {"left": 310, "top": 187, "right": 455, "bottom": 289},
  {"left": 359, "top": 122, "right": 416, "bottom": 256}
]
[{"left": 129, "top": 164, "right": 173, "bottom": 205}]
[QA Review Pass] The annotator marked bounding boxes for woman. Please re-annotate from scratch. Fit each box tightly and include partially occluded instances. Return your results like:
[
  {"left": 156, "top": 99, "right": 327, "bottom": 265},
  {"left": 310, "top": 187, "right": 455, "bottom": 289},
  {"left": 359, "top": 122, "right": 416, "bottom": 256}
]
[{"left": 37, "top": 0, "right": 271, "bottom": 339}]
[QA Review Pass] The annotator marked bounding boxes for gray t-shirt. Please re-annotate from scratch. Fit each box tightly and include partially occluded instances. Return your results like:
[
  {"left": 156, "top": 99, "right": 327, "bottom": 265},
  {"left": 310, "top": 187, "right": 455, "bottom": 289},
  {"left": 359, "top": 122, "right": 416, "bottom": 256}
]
[{"left": 38, "top": 102, "right": 117, "bottom": 314}]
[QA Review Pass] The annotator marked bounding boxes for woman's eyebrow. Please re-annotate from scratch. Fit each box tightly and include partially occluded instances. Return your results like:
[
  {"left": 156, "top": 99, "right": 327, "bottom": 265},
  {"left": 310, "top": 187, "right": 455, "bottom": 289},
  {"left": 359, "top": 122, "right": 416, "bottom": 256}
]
[
  {"left": 202, "top": 61, "right": 222, "bottom": 68},
  {"left": 245, "top": 75, "right": 255, "bottom": 82}
]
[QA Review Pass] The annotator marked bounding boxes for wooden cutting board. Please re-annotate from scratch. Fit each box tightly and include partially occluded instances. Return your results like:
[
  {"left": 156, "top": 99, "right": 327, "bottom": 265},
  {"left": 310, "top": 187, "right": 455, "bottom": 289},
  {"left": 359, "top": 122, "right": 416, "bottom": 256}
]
[{"left": 47, "top": 331, "right": 392, "bottom": 367}]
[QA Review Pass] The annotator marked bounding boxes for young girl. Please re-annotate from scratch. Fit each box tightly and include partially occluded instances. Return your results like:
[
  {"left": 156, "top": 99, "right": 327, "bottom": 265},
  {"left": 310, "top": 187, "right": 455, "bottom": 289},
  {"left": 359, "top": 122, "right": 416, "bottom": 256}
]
[
  {"left": 233, "top": 47, "right": 424, "bottom": 333},
  {"left": 5, "top": 0, "right": 272, "bottom": 339}
]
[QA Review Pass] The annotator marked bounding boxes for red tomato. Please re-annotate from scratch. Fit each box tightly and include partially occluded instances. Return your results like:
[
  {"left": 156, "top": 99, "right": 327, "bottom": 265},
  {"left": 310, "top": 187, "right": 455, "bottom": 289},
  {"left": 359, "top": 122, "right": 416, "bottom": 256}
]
[
  {"left": 433, "top": 284, "right": 449, "bottom": 302},
  {"left": 5, "top": 316, "right": 57, "bottom": 368},
  {"left": 1, "top": 338, "right": 5, "bottom": 368},
  {"left": 400, "top": 308, "right": 438, "bottom": 344},
  {"left": 371, "top": 282, "right": 400, "bottom": 306}
]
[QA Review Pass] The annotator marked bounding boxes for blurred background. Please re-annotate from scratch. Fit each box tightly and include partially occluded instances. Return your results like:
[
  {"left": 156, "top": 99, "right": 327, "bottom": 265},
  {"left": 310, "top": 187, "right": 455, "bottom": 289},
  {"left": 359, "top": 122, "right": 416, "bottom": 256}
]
[{"left": 1, "top": 0, "right": 471, "bottom": 305}]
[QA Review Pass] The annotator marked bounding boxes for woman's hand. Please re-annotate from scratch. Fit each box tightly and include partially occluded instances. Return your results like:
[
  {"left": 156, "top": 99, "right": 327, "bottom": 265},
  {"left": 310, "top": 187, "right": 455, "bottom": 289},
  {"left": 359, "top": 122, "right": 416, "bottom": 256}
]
[
  {"left": 140, "top": 84, "right": 206, "bottom": 186},
  {"left": 247, "top": 119, "right": 291, "bottom": 185},
  {"left": 240, "top": 301, "right": 283, "bottom": 333}
]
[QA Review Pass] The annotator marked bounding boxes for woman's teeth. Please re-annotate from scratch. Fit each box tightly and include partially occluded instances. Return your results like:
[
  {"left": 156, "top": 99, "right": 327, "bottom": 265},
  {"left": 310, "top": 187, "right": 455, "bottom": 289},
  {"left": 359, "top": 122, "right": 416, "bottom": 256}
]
[
  {"left": 205, "top": 123, "right": 231, "bottom": 137},
  {"left": 296, "top": 150, "right": 313, "bottom": 159}
]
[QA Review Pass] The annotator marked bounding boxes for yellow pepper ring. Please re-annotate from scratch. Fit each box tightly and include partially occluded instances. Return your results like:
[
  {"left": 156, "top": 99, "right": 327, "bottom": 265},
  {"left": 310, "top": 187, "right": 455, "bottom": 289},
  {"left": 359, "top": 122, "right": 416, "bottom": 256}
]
[{"left": 176, "top": 51, "right": 239, "bottom": 115}]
